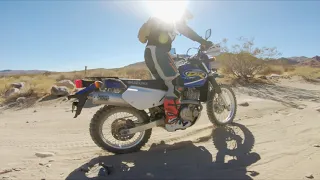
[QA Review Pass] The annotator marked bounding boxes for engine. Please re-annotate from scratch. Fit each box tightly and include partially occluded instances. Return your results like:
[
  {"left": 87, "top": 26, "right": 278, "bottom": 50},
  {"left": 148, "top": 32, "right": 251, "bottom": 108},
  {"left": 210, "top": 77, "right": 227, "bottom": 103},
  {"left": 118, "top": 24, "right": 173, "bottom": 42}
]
[
  {"left": 183, "top": 88, "right": 200, "bottom": 101},
  {"left": 180, "top": 88, "right": 201, "bottom": 122}
]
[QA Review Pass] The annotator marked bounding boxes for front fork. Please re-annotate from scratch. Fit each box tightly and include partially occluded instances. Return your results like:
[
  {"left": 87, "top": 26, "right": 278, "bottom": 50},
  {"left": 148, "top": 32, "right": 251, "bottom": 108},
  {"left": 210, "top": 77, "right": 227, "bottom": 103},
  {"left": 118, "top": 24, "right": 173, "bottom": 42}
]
[{"left": 208, "top": 76, "right": 231, "bottom": 111}]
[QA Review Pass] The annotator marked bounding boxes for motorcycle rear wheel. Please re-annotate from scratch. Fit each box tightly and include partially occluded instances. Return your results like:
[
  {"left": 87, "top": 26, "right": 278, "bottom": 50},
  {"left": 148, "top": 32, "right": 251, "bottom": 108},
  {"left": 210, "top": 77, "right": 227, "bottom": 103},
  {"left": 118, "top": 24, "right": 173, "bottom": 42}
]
[{"left": 89, "top": 106, "right": 152, "bottom": 154}]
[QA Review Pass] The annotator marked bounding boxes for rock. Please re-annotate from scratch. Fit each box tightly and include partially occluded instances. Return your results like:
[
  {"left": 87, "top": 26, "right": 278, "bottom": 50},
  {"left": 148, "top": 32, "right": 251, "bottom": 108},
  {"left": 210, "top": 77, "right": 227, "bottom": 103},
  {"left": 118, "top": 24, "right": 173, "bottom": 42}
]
[
  {"left": 313, "top": 144, "right": 320, "bottom": 147},
  {"left": 80, "top": 165, "right": 90, "bottom": 173},
  {"left": 239, "top": 102, "right": 249, "bottom": 107},
  {"left": 35, "top": 152, "right": 55, "bottom": 158},
  {"left": 39, "top": 162, "right": 45, "bottom": 166},
  {"left": 26, "top": 121, "right": 29, "bottom": 123},
  {"left": 7, "top": 102, "right": 18, "bottom": 108},
  {"left": 4, "top": 88, "right": 20, "bottom": 97},
  {"left": 33, "top": 110, "right": 37, "bottom": 113},
  {"left": 317, "top": 109, "right": 320, "bottom": 112},
  {"left": 146, "top": 173, "right": 154, "bottom": 177},
  {"left": 0, "top": 169, "right": 12, "bottom": 175},
  {"left": 50, "top": 85, "right": 69, "bottom": 96},
  {"left": 267, "top": 74, "right": 282, "bottom": 79},
  {"left": 10, "top": 82, "right": 25, "bottom": 89},
  {"left": 12, "top": 168, "right": 22, "bottom": 172},
  {"left": 305, "top": 173, "right": 314, "bottom": 179},
  {"left": 16, "top": 97, "right": 26, "bottom": 104},
  {"left": 46, "top": 164, "right": 51, "bottom": 168},
  {"left": 48, "top": 159, "right": 54, "bottom": 162},
  {"left": 56, "top": 80, "right": 75, "bottom": 89},
  {"left": 73, "top": 88, "right": 80, "bottom": 93}
]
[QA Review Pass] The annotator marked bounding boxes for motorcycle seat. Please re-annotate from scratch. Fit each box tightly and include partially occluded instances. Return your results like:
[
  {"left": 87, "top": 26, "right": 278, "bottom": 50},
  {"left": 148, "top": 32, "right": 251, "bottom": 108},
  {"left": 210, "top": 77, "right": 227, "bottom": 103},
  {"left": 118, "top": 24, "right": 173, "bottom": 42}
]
[{"left": 122, "top": 79, "right": 168, "bottom": 91}]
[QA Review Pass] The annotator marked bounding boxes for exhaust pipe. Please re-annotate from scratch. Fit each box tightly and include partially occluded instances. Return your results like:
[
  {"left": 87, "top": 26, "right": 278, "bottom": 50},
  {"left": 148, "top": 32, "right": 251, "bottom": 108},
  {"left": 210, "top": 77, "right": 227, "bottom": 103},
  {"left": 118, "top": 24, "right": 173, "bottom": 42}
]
[{"left": 88, "top": 91, "right": 131, "bottom": 107}]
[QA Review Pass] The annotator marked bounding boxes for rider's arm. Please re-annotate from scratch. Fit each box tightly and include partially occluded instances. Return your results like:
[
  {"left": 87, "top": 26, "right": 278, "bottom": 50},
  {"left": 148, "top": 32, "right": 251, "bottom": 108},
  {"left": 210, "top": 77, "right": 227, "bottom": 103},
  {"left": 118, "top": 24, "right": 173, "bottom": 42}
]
[{"left": 175, "top": 22, "right": 206, "bottom": 44}]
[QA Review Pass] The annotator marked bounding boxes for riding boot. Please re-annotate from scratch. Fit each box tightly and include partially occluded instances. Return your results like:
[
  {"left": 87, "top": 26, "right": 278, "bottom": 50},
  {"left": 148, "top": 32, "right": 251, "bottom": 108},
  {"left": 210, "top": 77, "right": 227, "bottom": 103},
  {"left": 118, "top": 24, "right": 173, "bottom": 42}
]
[{"left": 163, "top": 97, "right": 191, "bottom": 132}]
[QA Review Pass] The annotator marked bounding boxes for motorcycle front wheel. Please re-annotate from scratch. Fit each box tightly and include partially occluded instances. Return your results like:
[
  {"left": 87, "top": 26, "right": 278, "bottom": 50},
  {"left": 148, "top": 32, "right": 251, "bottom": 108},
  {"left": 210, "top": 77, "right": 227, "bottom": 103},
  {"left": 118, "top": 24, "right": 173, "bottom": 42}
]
[{"left": 206, "top": 84, "right": 237, "bottom": 126}]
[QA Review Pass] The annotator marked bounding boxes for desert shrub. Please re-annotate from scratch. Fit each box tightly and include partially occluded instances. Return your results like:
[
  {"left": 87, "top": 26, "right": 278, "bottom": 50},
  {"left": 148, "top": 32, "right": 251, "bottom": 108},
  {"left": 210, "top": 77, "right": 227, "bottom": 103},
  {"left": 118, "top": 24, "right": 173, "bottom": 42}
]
[
  {"left": 259, "top": 65, "right": 284, "bottom": 75},
  {"left": 218, "top": 37, "right": 281, "bottom": 80},
  {"left": 283, "top": 65, "right": 295, "bottom": 72},
  {"left": 70, "top": 73, "right": 85, "bottom": 81},
  {"left": 89, "top": 72, "right": 104, "bottom": 77},
  {"left": 3, "top": 87, "right": 40, "bottom": 104},
  {"left": 56, "top": 74, "right": 66, "bottom": 81},
  {"left": 291, "top": 66, "right": 320, "bottom": 82},
  {"left": 43, "top": 71, "right": 51, "bottom": 76}
]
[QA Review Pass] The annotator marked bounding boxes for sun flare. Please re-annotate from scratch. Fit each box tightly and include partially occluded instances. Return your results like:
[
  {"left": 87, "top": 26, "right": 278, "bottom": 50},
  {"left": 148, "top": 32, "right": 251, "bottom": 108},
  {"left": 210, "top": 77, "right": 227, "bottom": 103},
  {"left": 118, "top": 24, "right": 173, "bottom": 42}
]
[{"left": 145, "top": 0, "right": 189, "bottom": 23}]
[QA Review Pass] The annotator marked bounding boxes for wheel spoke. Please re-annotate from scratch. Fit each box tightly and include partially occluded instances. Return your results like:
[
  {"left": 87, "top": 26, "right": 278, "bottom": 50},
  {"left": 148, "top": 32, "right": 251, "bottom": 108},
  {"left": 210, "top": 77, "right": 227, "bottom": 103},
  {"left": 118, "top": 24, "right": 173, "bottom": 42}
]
[
  {"left": 101, "top": 110, "right": 145, "bottom": 150},
  {"left": 207, "top": 85, "right": 237, "bottom": 125}
]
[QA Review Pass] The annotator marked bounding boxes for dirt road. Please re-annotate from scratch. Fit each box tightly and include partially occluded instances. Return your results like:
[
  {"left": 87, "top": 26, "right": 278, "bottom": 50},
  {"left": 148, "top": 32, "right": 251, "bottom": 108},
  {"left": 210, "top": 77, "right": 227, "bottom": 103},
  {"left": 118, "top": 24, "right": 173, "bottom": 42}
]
[{"left": 1, "top": 78, "right": 320, "bottom": 180}]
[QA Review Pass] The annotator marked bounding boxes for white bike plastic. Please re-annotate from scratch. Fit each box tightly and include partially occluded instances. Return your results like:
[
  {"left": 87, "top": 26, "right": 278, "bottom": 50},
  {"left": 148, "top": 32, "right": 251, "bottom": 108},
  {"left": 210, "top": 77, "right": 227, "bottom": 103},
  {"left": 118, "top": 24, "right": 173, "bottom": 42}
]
[{"left": 122, "top": 86, "right": 166, "bottom": 110}]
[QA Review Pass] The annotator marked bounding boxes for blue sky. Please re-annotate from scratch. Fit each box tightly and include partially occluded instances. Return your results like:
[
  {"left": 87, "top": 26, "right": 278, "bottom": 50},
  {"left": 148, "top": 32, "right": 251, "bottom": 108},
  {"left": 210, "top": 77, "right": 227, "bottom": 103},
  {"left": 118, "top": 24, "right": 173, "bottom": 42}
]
[{"left": 0, "top": 1, "right": 319, "bottom": 72}]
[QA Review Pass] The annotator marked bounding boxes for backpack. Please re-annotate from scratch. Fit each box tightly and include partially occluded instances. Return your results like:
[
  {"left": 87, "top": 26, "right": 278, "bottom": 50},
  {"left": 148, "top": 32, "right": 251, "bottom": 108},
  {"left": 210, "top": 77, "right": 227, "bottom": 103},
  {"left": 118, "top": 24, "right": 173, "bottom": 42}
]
[
  {"left": 138, "top": 17, "right": 165, "bottom": 44},
  {"left": 138, "top": 17, "right": 178, "bottom": 44},
  {"left": 138, "top": 18, "right": 153, "bottom": 44}
]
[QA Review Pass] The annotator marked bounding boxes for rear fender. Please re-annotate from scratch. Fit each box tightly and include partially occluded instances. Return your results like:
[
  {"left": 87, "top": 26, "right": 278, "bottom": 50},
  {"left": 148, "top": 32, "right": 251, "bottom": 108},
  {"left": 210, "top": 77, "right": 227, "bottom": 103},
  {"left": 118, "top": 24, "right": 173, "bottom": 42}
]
[{"left": 68, "top": 83, "right": 99, "bottom": 118}]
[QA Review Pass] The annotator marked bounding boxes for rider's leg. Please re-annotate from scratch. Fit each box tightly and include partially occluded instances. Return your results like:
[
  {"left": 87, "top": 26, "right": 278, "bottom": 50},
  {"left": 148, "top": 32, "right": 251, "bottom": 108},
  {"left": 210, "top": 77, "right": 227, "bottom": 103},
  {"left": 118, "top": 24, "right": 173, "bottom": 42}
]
[
  {"left": 144, "top": 46, "right": 162, "bottom": 80},
  {"left": 145, "top": 45, "right": 191, "bottom": 132}
]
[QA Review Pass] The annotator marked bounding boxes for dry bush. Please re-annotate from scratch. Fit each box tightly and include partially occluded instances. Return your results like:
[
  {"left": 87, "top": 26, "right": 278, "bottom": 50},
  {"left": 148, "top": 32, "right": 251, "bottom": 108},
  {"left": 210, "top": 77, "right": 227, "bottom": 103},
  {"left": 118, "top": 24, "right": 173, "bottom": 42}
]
[
  {"left": 0, "top": 75, "right": 56, "bottom": 104},
  {"left": 259, "top": 65, "right": 284, "bottom": 75},
  {"left": 69, "top": 73, "right": 85, "bottom": 81},
  {"left": 3, "top": 88, "right": 40, "bottom": 104},
  {"left": 218, "top": 37, "right": 281, "bottom": 80},
  {"left": 290, "top": 66, "right": 320, "bottom": 82},
  {"left": 56, "top": 74, "right": 66, "bottom": 81},
  {"left": 0, "top": 62, "right": 152, "bottom": 104},
  {"left": 283, "top": 65, "right": 295, "bottom": 72}
]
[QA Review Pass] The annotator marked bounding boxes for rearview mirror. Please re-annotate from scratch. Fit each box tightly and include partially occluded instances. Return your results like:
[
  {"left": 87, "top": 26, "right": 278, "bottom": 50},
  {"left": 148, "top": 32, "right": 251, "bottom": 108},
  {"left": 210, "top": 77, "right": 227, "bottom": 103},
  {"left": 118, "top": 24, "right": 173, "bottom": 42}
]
[
  {"left": 205, "top": 29, "right": 212, "bottom": 40},
  {"left": 169, "top": 48, "right": 176, "bottom": 55}
]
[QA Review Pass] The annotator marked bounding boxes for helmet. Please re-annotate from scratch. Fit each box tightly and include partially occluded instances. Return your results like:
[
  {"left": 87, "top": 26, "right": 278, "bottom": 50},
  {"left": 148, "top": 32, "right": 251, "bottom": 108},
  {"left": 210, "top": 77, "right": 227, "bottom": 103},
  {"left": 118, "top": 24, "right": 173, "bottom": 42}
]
[
  {"left": 180, "top": 9, "right": 193, "bottom": 23},
  {"left": 183, "top": 9, "right": 193, "bottom": 20}
]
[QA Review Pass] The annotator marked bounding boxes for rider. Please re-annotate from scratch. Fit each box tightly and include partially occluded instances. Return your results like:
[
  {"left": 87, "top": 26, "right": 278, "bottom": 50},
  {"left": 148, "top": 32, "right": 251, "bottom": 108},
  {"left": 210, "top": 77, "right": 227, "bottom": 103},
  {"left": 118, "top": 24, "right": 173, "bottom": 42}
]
[{"left": 138, "top": 9, "right": 213, "bottom": 132}]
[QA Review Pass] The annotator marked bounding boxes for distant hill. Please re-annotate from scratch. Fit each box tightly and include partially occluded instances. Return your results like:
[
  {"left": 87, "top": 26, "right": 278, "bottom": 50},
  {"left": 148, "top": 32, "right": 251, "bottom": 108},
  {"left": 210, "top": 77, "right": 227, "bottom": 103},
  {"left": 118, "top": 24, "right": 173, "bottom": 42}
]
[
  {"left": 1, "top": 54, "right": 319, "bottom": 77},
  {"left": 123, "top": 62, "right": 147, "bottom": 69},
  {"left": 0, "top": 70, "right": 50, "bottom": 76},
  {"left": 297, "top": 56, "right": 320, "bottom": 68},
  {"left": 265, "top": 55, "right": 320, "bottom": 67},
  {"left": 287, "top": 56, "right": 310, "bottom": 63}
]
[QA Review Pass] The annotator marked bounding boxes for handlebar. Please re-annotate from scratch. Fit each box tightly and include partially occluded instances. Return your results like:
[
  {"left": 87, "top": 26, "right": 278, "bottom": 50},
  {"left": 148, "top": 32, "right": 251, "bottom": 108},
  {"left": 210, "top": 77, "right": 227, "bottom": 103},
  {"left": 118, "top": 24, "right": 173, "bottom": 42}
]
[{"left": 186, "top": 44, "right": 211, "bottom": 56}]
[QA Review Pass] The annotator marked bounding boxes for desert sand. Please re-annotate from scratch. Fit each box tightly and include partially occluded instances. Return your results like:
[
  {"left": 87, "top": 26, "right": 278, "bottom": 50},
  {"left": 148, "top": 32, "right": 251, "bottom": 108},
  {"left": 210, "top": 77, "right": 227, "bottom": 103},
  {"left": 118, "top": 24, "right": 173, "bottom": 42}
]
[{"left": 1, "top": 77, "right": 320, "bottom": 180}]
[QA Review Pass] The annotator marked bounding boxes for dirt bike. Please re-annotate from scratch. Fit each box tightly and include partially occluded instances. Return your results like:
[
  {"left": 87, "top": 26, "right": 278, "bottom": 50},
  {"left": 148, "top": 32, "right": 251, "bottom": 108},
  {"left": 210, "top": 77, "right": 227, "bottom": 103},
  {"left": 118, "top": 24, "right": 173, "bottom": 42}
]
[{"left": 67, "top": 29, "right": 237, "bottom": 154}]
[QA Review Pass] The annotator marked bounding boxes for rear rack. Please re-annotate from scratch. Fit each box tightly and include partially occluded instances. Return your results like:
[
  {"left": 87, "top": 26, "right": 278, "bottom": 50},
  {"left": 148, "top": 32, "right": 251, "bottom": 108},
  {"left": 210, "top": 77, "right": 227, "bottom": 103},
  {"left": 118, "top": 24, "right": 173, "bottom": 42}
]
[{"left": 79, "top": 76, "right": 128, "bottom": 89}]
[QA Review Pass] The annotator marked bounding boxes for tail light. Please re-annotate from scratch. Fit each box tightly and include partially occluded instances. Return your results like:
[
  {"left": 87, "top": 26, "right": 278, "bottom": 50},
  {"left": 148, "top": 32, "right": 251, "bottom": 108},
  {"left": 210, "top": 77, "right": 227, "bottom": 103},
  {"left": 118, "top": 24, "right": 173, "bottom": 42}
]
[
  {"left": 74, "top": 79, "right": 83, "bottom": 88},
  {"left": 94, "top": 81, "right": 103, "bottom": 89}
]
